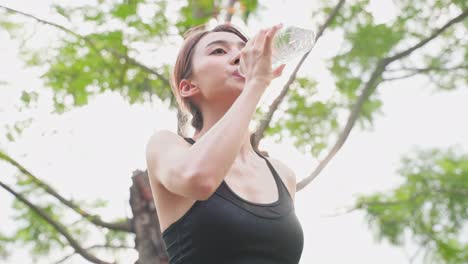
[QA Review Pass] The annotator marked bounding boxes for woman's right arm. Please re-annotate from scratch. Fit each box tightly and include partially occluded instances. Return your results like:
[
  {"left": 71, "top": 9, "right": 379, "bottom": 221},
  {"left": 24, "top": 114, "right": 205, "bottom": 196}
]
[
  {"left": 146, "top": 25, "right": 284, "bottom": 201},
  {"left": 145, "top": 81, "right": 270, "bottom": 201}
]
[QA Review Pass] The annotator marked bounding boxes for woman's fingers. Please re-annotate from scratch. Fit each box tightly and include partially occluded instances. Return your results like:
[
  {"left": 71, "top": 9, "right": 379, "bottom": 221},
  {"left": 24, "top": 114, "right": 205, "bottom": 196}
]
[
  {"left": 272, "top": 64, "right": 286, "bottom": 78},
  {"left": 246, "top": 28, "right": 266, "bottom": 50},
  {"left": 263, "top": 23, "right": 283, "bottom": 56},
  {"left": 245, "top": 33, "right": 255, "bottom": 49},
  {"left": 239, "top": 25, "right": 285, "bottom": 84},
  {"left": 253, "top": 29, "right": 269, "bottom": 53}
]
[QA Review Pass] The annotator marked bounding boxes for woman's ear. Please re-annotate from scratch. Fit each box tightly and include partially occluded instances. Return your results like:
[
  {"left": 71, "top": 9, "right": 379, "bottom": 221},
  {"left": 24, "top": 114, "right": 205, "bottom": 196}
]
[{"left": 179, "top": 79, "right": 199, "bottom": 98}]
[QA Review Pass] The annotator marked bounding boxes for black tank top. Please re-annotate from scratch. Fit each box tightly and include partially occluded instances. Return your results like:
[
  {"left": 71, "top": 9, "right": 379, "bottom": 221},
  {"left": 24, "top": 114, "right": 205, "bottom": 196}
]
[{"left": 161, "top": 137, "right": 304, "bottom": 264}]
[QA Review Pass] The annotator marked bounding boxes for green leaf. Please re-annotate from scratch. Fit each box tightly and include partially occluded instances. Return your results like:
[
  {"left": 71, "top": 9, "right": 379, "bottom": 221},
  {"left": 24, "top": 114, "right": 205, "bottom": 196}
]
[
  {"left": 104, "top": 228, "right": 131, "bottom": 247},
  {"left": 239, "top": 0, "right": 260, "bottom": 22},
  {"left": 12, "top": 200, "right": 67, "bottom": 257},
  {"left": 52, "top": 4, "right": 71, "bottom": 21},
  {"left": 265, "top": 77, "right": 340, "bottom": 158},
  {"left": 0, "top": 15, "right": 21, "bottom": 31},
  {"left": 176, "top": 0, "right": 216, "bottom": 34},
  {"left": 111, "top": 1, "right": 138, "bottom": 20},
  {"left": 20, "top": 91, "right": 39, "bottom": 107},
  {"left": 357, "top": 147, "right": 468, "bottom": 263}
]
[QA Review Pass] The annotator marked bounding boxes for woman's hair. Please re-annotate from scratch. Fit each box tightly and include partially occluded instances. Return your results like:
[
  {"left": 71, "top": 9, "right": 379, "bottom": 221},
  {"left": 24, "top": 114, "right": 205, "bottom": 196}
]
[{"left": 170, "top": 23, "right": 248, "bottom": 133}]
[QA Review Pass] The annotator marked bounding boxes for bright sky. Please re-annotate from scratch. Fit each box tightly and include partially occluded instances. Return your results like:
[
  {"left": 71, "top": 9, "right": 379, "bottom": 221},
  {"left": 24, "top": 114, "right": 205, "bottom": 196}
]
[{"left": 1, "top": 0, "right": 467, "bottom": 263}]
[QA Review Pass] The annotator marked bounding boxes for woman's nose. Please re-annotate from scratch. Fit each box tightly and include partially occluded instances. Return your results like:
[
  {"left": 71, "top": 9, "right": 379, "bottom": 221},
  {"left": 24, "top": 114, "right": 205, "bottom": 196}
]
[{"left": 230, "top": 52, "right": 240, "bottom": 65}]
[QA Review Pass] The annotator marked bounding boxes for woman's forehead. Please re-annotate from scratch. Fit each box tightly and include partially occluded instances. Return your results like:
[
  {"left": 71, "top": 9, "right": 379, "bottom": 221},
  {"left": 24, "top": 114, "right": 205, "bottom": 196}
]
[{"left": 194, "top": 32, "right": 245, "bottom": 53}]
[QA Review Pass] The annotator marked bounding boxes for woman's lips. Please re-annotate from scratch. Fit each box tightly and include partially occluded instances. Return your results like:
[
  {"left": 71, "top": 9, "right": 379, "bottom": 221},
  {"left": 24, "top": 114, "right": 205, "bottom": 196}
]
[{"left": 232, "top": 70, "right": 245, "bottom": 81}]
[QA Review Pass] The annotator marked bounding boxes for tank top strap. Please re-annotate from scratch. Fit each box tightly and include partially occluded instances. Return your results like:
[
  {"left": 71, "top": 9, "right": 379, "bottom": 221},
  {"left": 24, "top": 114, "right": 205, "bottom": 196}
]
[
  {"left": 251, "top": 148, "right": 292, "bottom": 202},
  {"left": 183, "top": 137, "right": 292, "bottom": 202},
  {"left": 184, "top": 137, "right": 195, "bottom": 144}
]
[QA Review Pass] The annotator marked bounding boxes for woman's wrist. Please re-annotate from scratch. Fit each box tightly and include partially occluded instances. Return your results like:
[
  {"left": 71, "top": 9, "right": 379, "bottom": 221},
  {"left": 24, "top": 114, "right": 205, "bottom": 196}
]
[
  {"left": 240, "top": 80, "right": 269, "bottom": 102},
  {"left": 245, "top": 78, "right": 270, "bottom": 90}
]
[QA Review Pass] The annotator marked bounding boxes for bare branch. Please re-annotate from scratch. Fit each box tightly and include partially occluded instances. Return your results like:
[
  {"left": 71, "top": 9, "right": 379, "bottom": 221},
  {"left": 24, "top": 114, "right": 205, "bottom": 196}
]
[
  {"left": 383, "top": 64, "right": 468, "bottom": 82},
  {"left": 87, "top": 244, "right": 134, "bottom": 250},
  {"left": 321, "top": 187, "right": 468, "bottom": 217},
  {"left": 383, "top": 72, "right": 420, "bottom": 82},
  {"left": 54, "top": 244, "right": 133, "bottom": 264},
  {"left": 297, "top": 9, "right": 468, "bottom": 191},
  {"left": 314, "top": 0, "right": 347, "bottom": 41},
  {"left": 53, "top": 253, "right": 83, "bottom": 264},
  {"left": 0, "top": 180, "right": 114, "bottom": 264},
  {"left": 224, "top": 0, "right": 237, "bottom": 23},
  {"left": 297, "top": 60, "right": 387, "bottom": 191},
  {"left": 0, "top": 151, "right": 133, "bottom": 233},
  {"left": 367, "top": 188, "right": 468, "bottom": 208},
  {"left": 386, "top": 9, "right": 468, "bottom": 64},
  {"left": 252, "top": 0, "right": 346, "bottom": 148},
  {"left": 320, "top": 204, "right": 359, "bottom": 217},
  {"left": 409, "top": 241, "right": 429, "bottom": 264},
  {"left": 0, "top": 5, "right": 170, "bottom": 86}
]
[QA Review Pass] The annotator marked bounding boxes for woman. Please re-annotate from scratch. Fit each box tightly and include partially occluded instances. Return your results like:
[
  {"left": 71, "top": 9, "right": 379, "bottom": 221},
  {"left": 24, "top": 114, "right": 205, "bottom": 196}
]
[{"left": 145, "top": 23, "right": 304, "bottom": 264}]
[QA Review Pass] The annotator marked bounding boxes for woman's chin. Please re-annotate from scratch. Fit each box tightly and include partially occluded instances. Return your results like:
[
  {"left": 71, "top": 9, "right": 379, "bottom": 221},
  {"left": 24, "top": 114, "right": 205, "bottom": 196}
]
[
  {"left": 226, "top": 81, "right": 245, "bottom": 91},
  {"left": 234, "top": 84, "right": 245, "bottom": 91}
]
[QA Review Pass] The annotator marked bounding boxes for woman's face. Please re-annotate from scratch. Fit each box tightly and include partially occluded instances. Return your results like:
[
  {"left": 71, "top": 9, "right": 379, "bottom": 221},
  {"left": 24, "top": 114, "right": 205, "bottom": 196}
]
[{"left": 185, "top": 32, "right": 247, "bottom": 102}]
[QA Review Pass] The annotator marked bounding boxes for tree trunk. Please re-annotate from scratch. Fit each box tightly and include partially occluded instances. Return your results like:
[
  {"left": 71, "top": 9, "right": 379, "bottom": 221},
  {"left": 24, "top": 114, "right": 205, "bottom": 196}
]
[{"left": 130, "top": 170, "right": 169, "bottom": 264}]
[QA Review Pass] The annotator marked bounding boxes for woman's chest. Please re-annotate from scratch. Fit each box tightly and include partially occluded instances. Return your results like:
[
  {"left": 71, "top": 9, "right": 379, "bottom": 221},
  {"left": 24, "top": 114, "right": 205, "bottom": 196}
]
[
  {"left": 224, "top": 160, "right": 280, "bottom": 204},
  {"left": 186, "top": 196, "right": 303, "bottom": 258}
]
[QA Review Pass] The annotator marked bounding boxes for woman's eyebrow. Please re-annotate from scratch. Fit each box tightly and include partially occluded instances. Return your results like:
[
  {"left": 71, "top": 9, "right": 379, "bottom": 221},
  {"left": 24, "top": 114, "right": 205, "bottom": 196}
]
[{"left": 205, "top": 40, "right": 246, "bottom": 49}]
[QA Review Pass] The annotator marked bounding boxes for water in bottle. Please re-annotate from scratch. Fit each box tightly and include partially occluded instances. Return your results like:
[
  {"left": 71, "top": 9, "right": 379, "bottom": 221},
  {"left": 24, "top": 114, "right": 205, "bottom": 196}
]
[{"left": 238, "top": 25, "right": 316, "bottom": 76}]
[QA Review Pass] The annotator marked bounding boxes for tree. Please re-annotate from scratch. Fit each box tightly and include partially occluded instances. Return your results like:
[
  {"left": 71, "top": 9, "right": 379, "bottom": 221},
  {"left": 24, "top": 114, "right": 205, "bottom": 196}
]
[
  {"left": 353, "top": 148, "right": 468, "bottom": 263},
  {"left": 0, "top": 0, "right": 466, "bottom": 263}
]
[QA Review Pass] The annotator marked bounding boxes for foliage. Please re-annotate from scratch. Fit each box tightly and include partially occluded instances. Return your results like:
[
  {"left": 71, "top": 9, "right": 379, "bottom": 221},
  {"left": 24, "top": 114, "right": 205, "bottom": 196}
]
[
  {"left": 323, "top": 0, "right": 466, "bottom": 128},
  {"left": 266, "top": 77, "right": 341, "bottom": 158},
  {"left": 0, "top": 0, "right": 467, "bottom": 263},
  {"left": 356, "top": 147, "right": 468, "bottom": 263},
  {"left": 0, "top": 172, "right": 130, "bottom": 262},
  {"left": 263, "top": 0, "right": 466, "bottom": 160}
]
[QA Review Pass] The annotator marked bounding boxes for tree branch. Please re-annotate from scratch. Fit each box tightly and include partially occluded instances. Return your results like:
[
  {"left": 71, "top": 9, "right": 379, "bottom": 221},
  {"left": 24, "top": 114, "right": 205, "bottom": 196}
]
[
  {"left": 314, "top": 0, "right": 347, "bottom": 42},
  {"left": 54, "top": 244, "right": 133, "bottom": 264},
  {"left": 0, "top": 151, "right": 133, "bottom": 233},
  {"left": 408, "top": 240, "right": 429, "bottom": 264},
  {"left": 224, "top": 0, "right": 237, "bottom": 23},
  {"left": 297, "top": 60, "right": 387, "bottom": 191},
  {"left": 252, "top": 0, "right": 346, "bottom": 149},
  {"left": 0, "top": 180, "right": 114, "bottom": 264},
  {"left": 297, "top": 9, "right": 468, "bottom": 191},
  {"left": 0, "top": 5, "right": 170, "bottom": 87},
  {"left": 386, "top": 9, "right": 468, "bottom": 64},
  {"left": 321, "top": 187, "right": 468, "bottom": 217},
  {"left": 383, "top": 64, "right": 468, "bottom": 82}
]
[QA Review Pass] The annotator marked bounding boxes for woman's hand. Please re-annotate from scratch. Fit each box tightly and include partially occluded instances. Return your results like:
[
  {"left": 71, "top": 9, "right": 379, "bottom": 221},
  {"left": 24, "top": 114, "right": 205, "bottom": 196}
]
[{"left": 239, "top": 24, "right": 286, "bottom": 87}]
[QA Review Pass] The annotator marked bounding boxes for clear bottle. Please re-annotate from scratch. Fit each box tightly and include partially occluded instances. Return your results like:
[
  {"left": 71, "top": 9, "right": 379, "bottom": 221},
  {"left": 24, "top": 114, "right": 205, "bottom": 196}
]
[{"left": 238, "top": 25, "right": 316, "bottom": 77}]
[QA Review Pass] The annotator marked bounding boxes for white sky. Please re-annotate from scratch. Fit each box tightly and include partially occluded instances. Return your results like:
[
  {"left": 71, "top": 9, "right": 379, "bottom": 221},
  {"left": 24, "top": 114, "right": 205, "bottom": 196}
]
[{"left": 1, "top": 0, "right": 467, "bottom": 263}]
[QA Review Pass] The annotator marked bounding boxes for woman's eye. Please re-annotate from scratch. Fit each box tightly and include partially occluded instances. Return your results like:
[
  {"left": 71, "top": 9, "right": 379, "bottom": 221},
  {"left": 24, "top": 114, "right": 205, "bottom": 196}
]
[{"left": 210, "top": 48, "right": 226, "bottom": 55}]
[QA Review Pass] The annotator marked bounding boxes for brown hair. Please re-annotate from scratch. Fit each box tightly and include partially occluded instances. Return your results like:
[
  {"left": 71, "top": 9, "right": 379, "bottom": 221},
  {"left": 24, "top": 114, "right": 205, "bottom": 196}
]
[{"left": 170, "top": 23, "right": 248, "bottom": 134}]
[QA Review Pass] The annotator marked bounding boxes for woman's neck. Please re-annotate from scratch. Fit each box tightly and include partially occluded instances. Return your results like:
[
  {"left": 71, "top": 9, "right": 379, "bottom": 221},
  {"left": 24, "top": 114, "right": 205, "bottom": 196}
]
[{"left": 192, "top": 129, "right": 258, "bottom": 162}]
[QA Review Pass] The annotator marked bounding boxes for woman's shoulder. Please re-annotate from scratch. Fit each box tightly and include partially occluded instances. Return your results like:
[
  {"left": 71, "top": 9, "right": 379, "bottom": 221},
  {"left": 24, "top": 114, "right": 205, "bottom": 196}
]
[
  {"left": 264, "top": 157, "right": 297, "bottom": 200},
  {"left": 147, "top": 129, "right": 189, "bottom": 144},
  {"left": 146, "top": 130, "right": 189, "bottom": 156},
  {"left": 149, "top": 129, "right": 178, "bottom": 139}
]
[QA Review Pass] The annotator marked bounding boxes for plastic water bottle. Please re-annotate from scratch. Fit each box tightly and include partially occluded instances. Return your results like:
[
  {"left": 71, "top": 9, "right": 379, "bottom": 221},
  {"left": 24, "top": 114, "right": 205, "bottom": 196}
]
[{"left": 238, "top": 25, "right": 316, "bottom": 77}]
